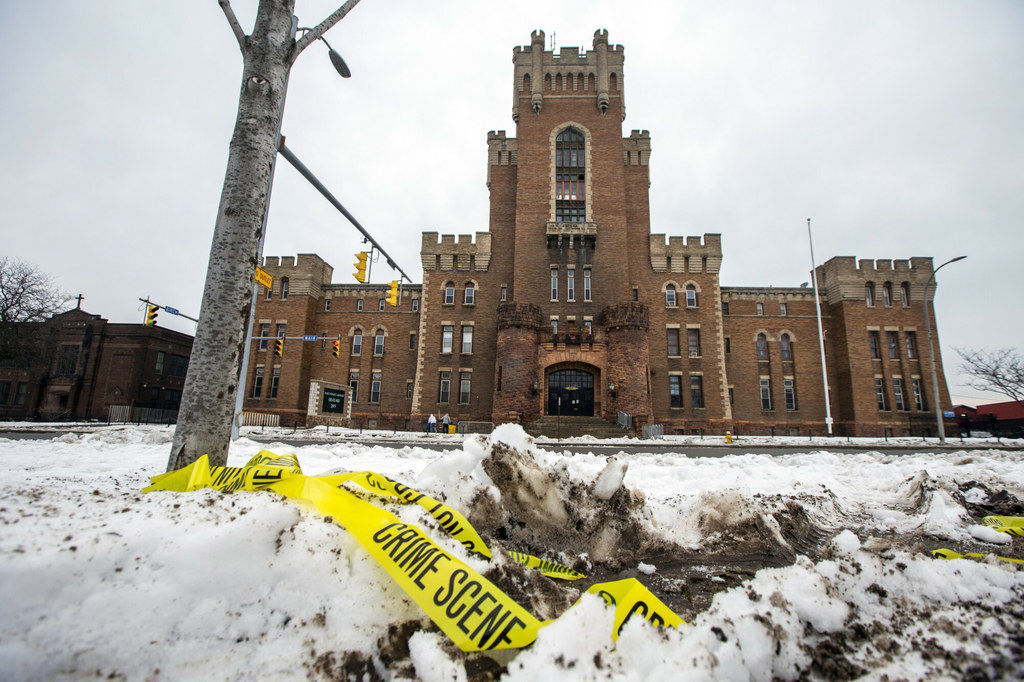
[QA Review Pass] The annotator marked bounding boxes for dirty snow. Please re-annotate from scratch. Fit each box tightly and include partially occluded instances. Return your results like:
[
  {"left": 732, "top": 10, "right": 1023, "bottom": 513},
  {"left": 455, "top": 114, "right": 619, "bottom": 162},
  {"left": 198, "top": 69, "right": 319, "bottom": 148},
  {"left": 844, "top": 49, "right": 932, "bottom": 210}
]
[{"left": 0, "top": 423, "right": 1022, "bottom": 680}]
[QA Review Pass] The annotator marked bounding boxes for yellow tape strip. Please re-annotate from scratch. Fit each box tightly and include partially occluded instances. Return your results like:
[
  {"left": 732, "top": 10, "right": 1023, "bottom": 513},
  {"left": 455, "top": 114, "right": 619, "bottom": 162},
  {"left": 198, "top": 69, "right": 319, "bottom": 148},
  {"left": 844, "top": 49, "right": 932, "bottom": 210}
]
[
  {"left": 144, "top": 451, "right": 685, "bottom": 651},
  {"left": 932, "top": 548, "right": 1024, "bottom": 564},
  {"left": 982, "top": 516, "right": 1024, "bottom": 536}
]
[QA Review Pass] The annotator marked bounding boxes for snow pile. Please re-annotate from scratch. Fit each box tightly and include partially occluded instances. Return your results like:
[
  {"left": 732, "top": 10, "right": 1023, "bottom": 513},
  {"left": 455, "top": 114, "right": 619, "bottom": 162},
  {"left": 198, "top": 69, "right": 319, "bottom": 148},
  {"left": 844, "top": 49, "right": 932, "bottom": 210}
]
[{"left": 0, "top": 424, "right": 1022, "bottom": 680}]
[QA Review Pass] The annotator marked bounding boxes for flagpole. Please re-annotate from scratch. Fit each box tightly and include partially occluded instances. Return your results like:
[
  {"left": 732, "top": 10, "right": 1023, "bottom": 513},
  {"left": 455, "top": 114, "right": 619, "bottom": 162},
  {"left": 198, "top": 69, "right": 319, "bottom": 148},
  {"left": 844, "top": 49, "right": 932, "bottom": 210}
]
[{"left": 807, "top": 219, "right": 834, "bottom": 435}]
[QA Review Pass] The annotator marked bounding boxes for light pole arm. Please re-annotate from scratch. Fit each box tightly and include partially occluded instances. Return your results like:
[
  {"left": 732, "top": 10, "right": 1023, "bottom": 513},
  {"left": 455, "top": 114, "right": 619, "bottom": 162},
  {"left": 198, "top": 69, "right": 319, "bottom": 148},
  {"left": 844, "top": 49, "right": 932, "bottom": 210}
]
[{"left": 923, "top": 256, "right": 966, "bottom": 442}]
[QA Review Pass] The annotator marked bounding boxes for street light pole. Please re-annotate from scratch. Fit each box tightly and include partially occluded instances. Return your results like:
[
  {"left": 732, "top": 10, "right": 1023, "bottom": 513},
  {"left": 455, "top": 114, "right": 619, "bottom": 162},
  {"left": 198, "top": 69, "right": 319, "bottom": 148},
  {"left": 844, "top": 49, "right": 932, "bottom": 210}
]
[{"left": 923, "top": 255, "right": 966, "bottom": 442}]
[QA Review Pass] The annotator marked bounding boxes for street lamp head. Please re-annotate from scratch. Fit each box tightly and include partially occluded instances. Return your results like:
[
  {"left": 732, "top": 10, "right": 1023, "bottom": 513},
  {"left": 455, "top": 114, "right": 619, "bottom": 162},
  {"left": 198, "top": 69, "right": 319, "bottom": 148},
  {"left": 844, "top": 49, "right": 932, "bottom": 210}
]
[
  {"left": 320, "top": 37, "right": 351, "bottom": 78},
  {"left": 950, "top": 255, "right": 967, "bottom": 263}
]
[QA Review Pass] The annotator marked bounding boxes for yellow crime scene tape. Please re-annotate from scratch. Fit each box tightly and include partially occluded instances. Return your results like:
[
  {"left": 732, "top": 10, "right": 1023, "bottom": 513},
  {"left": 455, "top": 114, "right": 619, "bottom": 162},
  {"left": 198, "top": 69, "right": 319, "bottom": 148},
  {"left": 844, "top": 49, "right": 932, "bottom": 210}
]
[
  {"left": 144, "top": 451, "right": 685, "bottom": 651},
  {"left": 983, "top": 515, "right": 1024, "bottom": 537},
  {"left": 932, "top": 548, "right": 1024, "bottom": 564}
]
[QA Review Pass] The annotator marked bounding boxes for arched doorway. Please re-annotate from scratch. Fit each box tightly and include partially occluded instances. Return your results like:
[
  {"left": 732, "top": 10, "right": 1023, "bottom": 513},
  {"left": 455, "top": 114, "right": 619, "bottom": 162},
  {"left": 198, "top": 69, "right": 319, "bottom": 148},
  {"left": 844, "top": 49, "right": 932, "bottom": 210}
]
[{"left": 547, "top": 368, "right": 595, "bottom": 416}]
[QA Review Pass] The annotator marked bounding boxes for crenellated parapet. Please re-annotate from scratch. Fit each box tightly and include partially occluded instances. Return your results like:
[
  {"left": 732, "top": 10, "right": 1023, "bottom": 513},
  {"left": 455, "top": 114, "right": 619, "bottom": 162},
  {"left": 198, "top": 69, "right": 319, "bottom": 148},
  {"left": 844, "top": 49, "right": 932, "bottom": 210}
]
[
  {"left": 486, "top": 130, "right": 518, "bottom": 187},
  {"left": 497, "top": 302, "right": 544, "bottom": 330},
  {"left": 260, "top": 253, "right": 334, "bottom": 298},
  {"left": 649, "top": 234, "right": 723, "bottom": 274},
  {"left": 624, "top": 129, "right": 651, "bottom": 166},
  {"left": 601, "top": 302, "right": 649, "bottom": 331},
  {"left": 815, "top": 256, "right": 935, "bottom": 303},
  {"left": 420, "top": 232, "right": 492, "bottom": 272},
  {"left": 511, "top": 28, "right": 626, "bottom": 120}
]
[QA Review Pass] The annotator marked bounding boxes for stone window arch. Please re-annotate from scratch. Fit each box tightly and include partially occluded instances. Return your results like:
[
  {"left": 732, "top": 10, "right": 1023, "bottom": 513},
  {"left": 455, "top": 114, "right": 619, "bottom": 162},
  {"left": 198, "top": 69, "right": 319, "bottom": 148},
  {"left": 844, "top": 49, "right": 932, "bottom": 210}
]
[
  {"left": 900, "top": 282, "right": 911, "bottom": 307},
  {"left": 663, "top": 281, "right": 678, "bottom": 307},
  {"left": 550, "top": 123, "right": 592, "bottom": 223},
  {"left": 756, "top": 332, "right": 769, "bottom": 361},
  {"left": 882, "top": 282, "right": 893, "bottom": 307},
  {"left": 463, "top": 281, "right": 477, "bottom": 306},
  {"left": 684, "top": 282, "right": 699, "bottom": 308},
  {"left": 780, "top": 332, "right": 794, "bottom": 361},
  {"left": 443, "top": 281, "right": 455, "bottom": 305},
  {"left": 865, "top": 282, "right": 875, "bottom": 307},
  {"left": 350, "top": 327, "right": 364, "bottom": 355}
]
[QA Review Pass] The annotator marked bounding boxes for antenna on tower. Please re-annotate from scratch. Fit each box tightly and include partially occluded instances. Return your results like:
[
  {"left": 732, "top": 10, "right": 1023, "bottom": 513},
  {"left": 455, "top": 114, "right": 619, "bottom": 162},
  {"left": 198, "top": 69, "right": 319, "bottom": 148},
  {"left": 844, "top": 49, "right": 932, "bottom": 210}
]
[{"left": 550, "top": 32, "right": 556, "bottom": 51}]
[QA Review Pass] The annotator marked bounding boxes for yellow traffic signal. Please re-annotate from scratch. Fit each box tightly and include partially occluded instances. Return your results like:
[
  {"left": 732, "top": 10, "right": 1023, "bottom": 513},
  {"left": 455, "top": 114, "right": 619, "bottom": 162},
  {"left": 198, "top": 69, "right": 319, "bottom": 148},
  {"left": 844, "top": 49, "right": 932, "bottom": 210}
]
[
  {"left": 146, "top": 305, "right": 159, "bottom": 326},
  {"left": 353, "top": 251, "right": 368, "bottom": 282},
  {"left": 274, "top": 338, "right": 284, "bottom": 357},
  {"left": 332, "top": 340, "right": 340, "bottom": 358},
  {"left": 387, "top": 280, "right": 399, "bottom": 306}
]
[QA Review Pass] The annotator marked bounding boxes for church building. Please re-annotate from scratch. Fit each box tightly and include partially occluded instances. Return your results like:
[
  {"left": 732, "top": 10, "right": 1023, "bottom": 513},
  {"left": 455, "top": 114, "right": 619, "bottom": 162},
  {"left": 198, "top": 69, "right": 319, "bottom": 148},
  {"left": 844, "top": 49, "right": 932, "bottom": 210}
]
[{"left": 241, "top": 30, "right": 954, "bottom": 438}]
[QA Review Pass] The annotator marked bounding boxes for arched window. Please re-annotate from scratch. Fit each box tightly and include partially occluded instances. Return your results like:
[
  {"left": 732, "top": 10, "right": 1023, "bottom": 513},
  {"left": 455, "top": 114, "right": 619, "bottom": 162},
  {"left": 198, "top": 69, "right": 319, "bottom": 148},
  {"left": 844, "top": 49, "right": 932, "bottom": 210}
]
[
  {"left": 882, "top": 282, "right": 893, "bottom": 307},
  {"left": 443, "top": 282, "right": 455, "bottom": 305},
  {"left": 464, "top": 283, "right": 475, "bottom": 305},
  {"left": 351, "top": 329, "right": 363, "bottom": 355},
  {"left": 555, "top": 128, "right": 585, "bottom": 223},
  {"left": 685, "top": 284, "right": 698, "bottom": 308},
  {"left": 757, "top": 333, "right": 769, "bottom": 361},
  {"left": 900, "top": 282, "right": 910, "bottom": 307},
  {"left": 665, "top": 284, "right": 677, "bottom": 307},
  {"left": 374, "top": 329, "right": 385, "bottom": 355},
  {"left": 865, "top": 283, "right": 875, "bottom": 307},
  {"left": 280, "top": 277, "right": 289, "bottom": 300},
  {"left": 780, "top": 333, "right": 793, "bottom": 361}
]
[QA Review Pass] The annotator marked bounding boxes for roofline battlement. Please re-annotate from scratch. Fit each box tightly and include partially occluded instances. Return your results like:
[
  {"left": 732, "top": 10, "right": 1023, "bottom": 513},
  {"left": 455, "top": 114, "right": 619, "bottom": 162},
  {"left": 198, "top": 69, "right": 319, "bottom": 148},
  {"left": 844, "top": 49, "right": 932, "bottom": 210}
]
[
  {"left": 420, "top": 232, "right": 492, "bottom": 272},
  {"left": 649, "top": 234, "right": 723, "bottom": 274},
  {"left": 816, "top": 255, "right": 937, "bottom": 303}
]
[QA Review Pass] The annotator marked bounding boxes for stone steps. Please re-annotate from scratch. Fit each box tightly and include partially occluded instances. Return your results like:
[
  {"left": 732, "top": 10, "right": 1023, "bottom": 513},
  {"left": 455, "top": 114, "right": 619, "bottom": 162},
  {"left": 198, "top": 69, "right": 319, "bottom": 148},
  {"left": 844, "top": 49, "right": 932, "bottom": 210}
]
[{"left": 523, "top": 415, "right": 631, "bottom": 440}]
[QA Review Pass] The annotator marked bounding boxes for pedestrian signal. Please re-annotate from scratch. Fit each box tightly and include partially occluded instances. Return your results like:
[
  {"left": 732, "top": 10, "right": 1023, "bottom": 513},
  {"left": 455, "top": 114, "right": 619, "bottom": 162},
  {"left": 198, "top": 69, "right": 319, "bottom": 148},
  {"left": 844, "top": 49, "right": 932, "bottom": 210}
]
[
  {"left": 353, "top": 251, "right": 368, "bottom": 282},
  {"left": 274, "top": 339, "right": 284, "bottom": 357},
  {"left": 146, "top": 305, "right": 159, "bottom": 326},
  {"left": 388, "top": 280, "right": 399, "bottom": 306},
  {"left": 332, "top": 340, "right": 340, "bottom": 358}
]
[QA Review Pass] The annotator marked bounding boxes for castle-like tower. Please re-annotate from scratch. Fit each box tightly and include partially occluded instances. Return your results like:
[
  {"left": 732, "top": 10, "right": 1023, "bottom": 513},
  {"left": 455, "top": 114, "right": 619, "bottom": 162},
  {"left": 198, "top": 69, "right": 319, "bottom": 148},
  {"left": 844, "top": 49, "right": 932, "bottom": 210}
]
[{"left": 240, "top": 30, "right": 956, "bottom": 438}]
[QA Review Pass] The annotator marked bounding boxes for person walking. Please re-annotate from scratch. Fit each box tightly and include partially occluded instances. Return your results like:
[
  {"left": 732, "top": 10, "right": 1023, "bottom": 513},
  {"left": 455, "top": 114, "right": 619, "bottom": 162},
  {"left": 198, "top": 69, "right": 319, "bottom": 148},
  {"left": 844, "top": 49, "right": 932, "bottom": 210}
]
[
  {"left": 441, "top": 413, "right": 451, "bottom": 434},
  {"left": 428, "top": 413, "right": 437, "bottom": 433}
]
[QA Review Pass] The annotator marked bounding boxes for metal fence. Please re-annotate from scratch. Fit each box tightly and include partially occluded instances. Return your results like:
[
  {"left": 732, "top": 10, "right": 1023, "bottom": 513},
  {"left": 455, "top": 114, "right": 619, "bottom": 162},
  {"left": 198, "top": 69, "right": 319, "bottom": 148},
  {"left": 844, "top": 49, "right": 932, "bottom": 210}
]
[
  {"left": 617, "top": 411, "right": 632, "bottom": 430},
  {"left": 641, "top": 423, "right": 664, "bottom": 440},
  {"left": 241, "top": 411, "right": 281, "bottom": 427},
  {"left": 107, "top": 405, "right": 178, "bottom": 424}
]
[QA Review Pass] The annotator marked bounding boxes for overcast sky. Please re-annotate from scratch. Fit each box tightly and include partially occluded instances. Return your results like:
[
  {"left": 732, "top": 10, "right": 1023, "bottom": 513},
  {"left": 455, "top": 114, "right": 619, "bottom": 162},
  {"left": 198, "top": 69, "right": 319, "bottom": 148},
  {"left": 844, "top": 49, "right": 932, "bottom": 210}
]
[{"left": 1, "top": 1, "right": 1021, "bottom": 406}]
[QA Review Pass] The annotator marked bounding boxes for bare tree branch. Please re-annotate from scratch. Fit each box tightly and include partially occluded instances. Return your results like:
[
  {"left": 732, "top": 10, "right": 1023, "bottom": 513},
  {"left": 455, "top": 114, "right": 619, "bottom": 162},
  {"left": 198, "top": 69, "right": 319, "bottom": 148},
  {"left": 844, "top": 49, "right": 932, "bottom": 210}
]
[
  {"left": 218, "top": 0, "right": 248, "bottom": 52},
  {"left": 957, "top": 347, "right": 1024, "bottom": 408},
  {"left": 0, "top": 257, "right": 73, "bottom": 323},
  {"left": 292, "top": 0, "right": 362, "bottom": 60}
]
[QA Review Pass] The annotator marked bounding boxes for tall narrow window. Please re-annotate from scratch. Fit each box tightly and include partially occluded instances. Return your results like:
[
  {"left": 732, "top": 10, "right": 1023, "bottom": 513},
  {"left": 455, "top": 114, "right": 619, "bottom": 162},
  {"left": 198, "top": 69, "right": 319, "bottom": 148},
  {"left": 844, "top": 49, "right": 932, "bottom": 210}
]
[
  {"left": 378, "top": 299, "right": 386, "bottom": 311},
  {"left": 349, "top": 372, "right": 359, "bottom": 403},
  {"left": 325, "top": 298, "right": 331, "bottom": 311},
  {"left": 461, "top": 326, "right": 473, "bottom": 354},
  {"left": 352, "top": 331, "right": 362, "bottom": 355},
  {"left": 886, "top": 331, "right": 899, "bottom": 359},
  {"left": 865, "top": 283, "right": 875, "bottom": 307},
  {"left": 281, "top": 278, "right": 289, "bottom": 300},
  {"left": 756, "top": 333, "right": 768, "bottom": 361},
  {"left": 666, "top": 329, "right": 680, "bottom": 357},
  {"left": 583, "top": 269, "right": 592, "bottom": 301},
  {"left": 374, "top": 330, "right": 385, "bottom": 355},
  {"left": 900, "top": 282, "right": 910, "bottom": 307},
  {"left": 760, "top": 378, "right": 772, "bottom": 410},
  {"left": 444, "top": 283, "right": 455, "bottom": 305},
  {"left": 882, "top": 283, "right": 893, "bottom": 307},
  {"left": 155, "top": 351, "right": 166, "bottom": 375},
  {"left": 276, "top": 323, "right": 286, "bottom": 340},
  {"left": 669, "top": 376, "right": 682, "bottom": 408},
  {"left": 412, "top": 298, "right": 419, "bottom": 312},
  {"left": 14, "top": 382, "right": 27, "bottom": 407},
  {"left": 685, "top": 285, "right": 698, "bottom": 308},
  {"left": 779, "top": 302, "right": 787, "bottom": 316},
  {"left": 500, "top": 286, "right": 507, "bottom": 301},
  {"left": 356, "top": 298, "right": 363, "bottom": 312},
  {"left": 567, "top": 270, "right": 575, "bottom": 301},
  {"left": 875, "top": 377, "right": 887, "bottom": 410},
  {"left": 370, "top": 372, "right": 382, "bottom": 403},
  {"left": 258, "top": 324, "right": 270, "bottom": 350},
  {"left": 550, "top": 268, "right": 558, "bottom": 300},
  {"left": 464, "top": 284, "right": 475, "bottom": 305},
  {"left": 780, "top": 333, "right": 793, "bottom": 361},
  {"left": 439, "top": 371, "right": 451, "bottom": 403},
  {"left": 687, "top": 328, "right": 701, "bottom": 357},
  {"left": 252, "top": 367, "right": 264, "bottom": 398},
  {"left": 756, "top": 302, "right": 764, "bottom": 316},
  {"left": 784, "top": 378, "right": 796, "bottom": 411},
  {"left": 905, "top": 331, "right": 918, "bottom": 359},
  {"left": 459, "top": 372, "right": 472, "bottom": 403},
  {"left": 270, "top": 368, "right": 280, "bottom": 399},
  {"left": 555, "top": 128, "right": 585, "bottom": 222},
  {"left": 441, "top": 325, "right": 453, "bottom": 353},
  {"left": 665, "top": 284, "right": 677, "bottom": 307},
  {"left": 912, "top": 378, "right": 925, "bottom": 411},
  {"left": 893, "top": 377, "right": 905, "bottom": 411},
  {"left": 868, "top": 331, "right": 880, "bottom": 359},
  {"left": 690, "top": 375, "right": 704, "bottom": 408}
]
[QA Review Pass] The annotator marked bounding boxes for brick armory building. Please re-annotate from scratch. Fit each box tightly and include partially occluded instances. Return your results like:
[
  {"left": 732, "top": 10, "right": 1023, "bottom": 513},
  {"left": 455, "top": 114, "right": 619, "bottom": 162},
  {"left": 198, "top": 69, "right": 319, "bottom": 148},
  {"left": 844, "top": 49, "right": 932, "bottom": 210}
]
[{"left": 242, "top": 30, "right": 955, "bottom": 437}]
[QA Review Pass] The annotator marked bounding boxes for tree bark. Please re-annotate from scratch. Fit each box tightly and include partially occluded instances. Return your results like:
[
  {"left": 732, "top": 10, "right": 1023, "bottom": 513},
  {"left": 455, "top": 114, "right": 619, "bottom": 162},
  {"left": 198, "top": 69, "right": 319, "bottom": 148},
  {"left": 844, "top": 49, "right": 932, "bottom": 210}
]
[{"left": 168, "top": 0, "right": 296, "bottom": 470}]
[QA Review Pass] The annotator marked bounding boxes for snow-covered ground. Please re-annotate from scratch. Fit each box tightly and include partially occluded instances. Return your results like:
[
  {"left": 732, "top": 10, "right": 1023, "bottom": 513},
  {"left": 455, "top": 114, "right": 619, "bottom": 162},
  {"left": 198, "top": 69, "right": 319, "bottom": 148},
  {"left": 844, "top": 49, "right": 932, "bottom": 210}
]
[{"left": 1, "top": 424, "right": 1022, "bottom": 681}]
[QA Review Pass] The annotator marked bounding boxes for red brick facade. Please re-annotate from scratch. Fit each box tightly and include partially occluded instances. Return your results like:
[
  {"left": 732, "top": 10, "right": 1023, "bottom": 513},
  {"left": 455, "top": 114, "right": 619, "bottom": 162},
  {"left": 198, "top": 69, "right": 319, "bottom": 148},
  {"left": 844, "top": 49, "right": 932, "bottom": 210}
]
[{"left": 241, "top": 30, "right": 955, "bottom": 437}]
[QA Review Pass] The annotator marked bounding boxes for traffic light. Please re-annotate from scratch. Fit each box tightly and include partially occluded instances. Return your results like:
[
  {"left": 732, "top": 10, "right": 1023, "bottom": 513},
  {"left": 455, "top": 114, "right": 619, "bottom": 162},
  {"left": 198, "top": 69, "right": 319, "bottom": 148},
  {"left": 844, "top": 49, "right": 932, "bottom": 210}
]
[
  {"left": 274, "top": 338, "right": 284, "bottom": 357},
  {"left": 146, "top": 305, "right": 159, "bottom": 326},
  {"left": 353, "top": 251, "right": 368, "bottom": 282},
  {"left": 332, "top": 340, "right": 340, "bottom": 358},
  {"left": 387, "top": 280, "right": 399, "bottom": 306}
]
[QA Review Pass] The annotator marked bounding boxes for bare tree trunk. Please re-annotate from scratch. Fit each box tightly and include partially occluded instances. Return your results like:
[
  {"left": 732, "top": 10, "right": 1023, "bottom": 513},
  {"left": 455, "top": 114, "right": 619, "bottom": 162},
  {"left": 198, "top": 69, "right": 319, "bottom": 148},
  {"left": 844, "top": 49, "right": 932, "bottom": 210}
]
[{"left": 168, "top": 1, "right": 296, "bottom": 470}]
